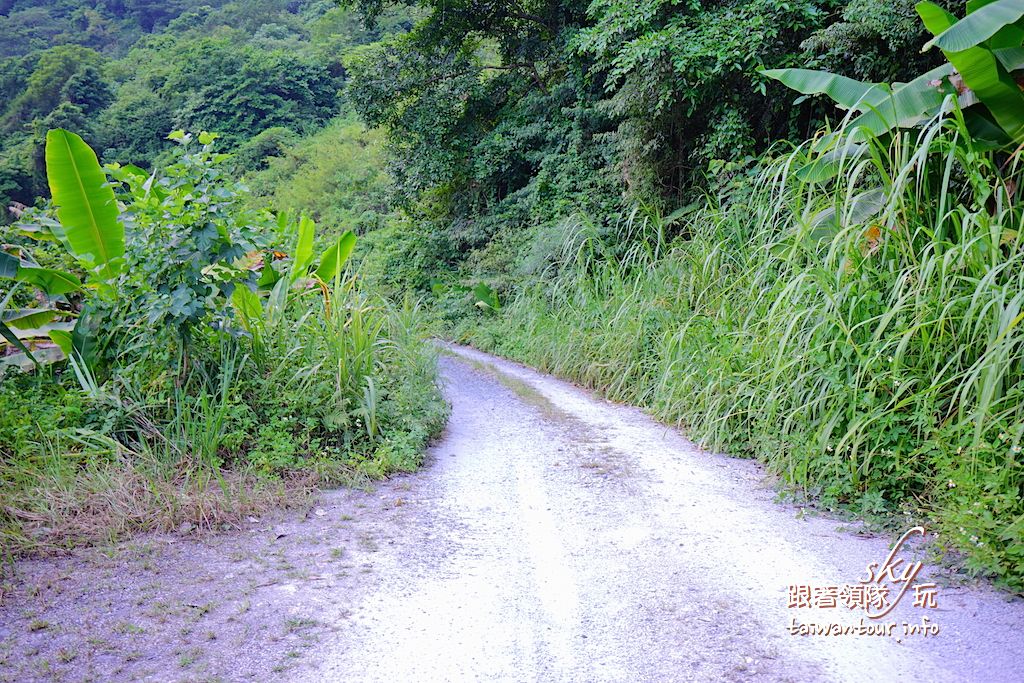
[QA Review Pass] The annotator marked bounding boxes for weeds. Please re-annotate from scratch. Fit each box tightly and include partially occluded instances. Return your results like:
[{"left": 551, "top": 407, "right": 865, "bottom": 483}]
[
  {"left": 1, "top": 259, "right": 445, "bottom": 559},
  {"left": 1, "top": 133, "right": 448, "bottom": 561},
  {"left": 468, "top": 112, "right": 1024, "bottom": 590}
]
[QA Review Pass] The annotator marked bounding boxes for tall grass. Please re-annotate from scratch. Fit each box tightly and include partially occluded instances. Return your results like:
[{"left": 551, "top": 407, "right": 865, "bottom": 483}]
[
  {"left": 0, "top": 273, "right": 446, "bottom": 557},
  {"left": 470, "top": 113, "right": 1024, "bottom": 589}
]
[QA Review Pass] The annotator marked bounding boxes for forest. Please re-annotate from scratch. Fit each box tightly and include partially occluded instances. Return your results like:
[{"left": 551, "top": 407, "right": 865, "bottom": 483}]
[{"left": 2, "top": 0, "right": 1023, "bottom": 596}]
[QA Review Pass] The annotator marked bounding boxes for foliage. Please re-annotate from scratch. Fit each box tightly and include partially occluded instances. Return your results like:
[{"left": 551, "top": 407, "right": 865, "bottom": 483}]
[
  {"left": 243, "top": 115, "right": 394, "bottom": 236},
  {"left": 462, "top": 111, "right": 1024, "bottom": 590},
  {"left": 45, "top": 128, "right": 125, "bottom": 286},
  {"left": 801, "top": 0, "right": 951, "bottom": 81},
  {"left": 111, "top": 131, "right": 265, "bottom": 343},
  {"left": 572, "top": 0, "right": 830, "bottom": 195},
  {"left": 0, "top": 0, "right": 409, "bottom": 216},
  {"left": 159, "top": 40, "right": 339, "bottom": 148},
  {"left": 1, "top": 129, "right": 446, "bottom": 555},
  {"left": 764, "top": 1, "right": 1024, "bottom": 146}
]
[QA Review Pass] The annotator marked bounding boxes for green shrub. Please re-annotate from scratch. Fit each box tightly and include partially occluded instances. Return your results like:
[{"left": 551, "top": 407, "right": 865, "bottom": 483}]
[{"left": 0, "top": 131, "right": 446, "bottom": 556}]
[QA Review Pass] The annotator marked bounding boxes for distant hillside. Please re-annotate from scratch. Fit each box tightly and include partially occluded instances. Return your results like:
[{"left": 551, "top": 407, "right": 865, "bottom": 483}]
[{"left": 0, "top": 0, "right": 412, "bottom": 214}]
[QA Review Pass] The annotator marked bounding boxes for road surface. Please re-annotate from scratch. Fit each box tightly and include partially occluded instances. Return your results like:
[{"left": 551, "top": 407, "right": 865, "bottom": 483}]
[
  {"left": 299, "top": 345, "right": 1024, "bottom": 682},
  {"left": 2, "top": 344, "right": 1021, "bottom": 682}
]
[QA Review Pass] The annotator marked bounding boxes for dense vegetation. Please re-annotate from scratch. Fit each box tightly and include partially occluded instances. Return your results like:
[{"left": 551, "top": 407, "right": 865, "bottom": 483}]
[
  {"left": 1, "top": 128, "right": 446, "bottom": 553},
  {"left": 0, "top": 2, "right": 443, "bottom": 556},
  {"left": 0, "top": 0, "right": 413, "bottom": 213},
  {"left": 2, "top": 0, "right": 1023, "bottom": 592},
  {"left": 334, "top": 0, "right": 1024, "bottom": 590}
]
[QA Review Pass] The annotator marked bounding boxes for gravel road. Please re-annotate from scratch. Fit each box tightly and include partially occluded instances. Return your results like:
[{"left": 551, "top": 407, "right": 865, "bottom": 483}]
[
  {"left": 299, "top": 345, "right": 1024, "bottom": 682},
  {"left": 2, "top": 344, "right": 1022, "bottom": 682}
]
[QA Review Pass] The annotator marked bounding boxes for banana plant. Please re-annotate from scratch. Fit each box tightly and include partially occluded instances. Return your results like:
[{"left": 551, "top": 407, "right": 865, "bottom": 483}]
[
  {"left": 0, "top": 284, "right": 37, "bottom": 369},
  {"left": 45, "top": 129, "right": 125, "bottom": 292},
  {"left": 0, "top": 244, "right": 84, "bottom": 369},
  {"left": 232, "top": 213, "right": 358, "bottom": 345},
  {"left": 0, "top": 249, "right": 83, "bottom": 295},
  {"left": 918, "top": 0, "right": 1024, "bottom": 141},
  {"left": 1, "top": 129, "right": 124, "bottom": 371},
  {"left": 762, "top": 1, "right": 1024, "bottom": 148}
]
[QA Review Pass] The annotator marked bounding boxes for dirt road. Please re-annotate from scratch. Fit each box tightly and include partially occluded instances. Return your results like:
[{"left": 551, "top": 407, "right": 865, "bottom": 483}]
[{"left": 2, "top": 345, "right": 1022, "bottom": 681}]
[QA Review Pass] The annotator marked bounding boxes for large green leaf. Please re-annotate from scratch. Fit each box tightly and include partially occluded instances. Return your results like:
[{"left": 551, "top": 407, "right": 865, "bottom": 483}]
[
  {"left": 256, "top": 258, "right": 283, "bottom": 290},
  {"left": 12, "top": 213, "right": 64, "bottom": 242},
  {"left": 292, "top": 214, "right": 316, "bottom": 280},
  {"left": 70, "top": 304, "right": 103, "bottom": 375},
  {"left": 48, "top": 329, "right": 73, "bottom": 357},
  {"left": 1, "top": 249, "right": 82, "bottom": 295},
  {"left": 45, "top": 129, "right": 125, "bottom": 283},
  {"left": 3, "top": 309, "right": 57, "bottom": 330},
  {"left": 315, "top": 231, "right": 357, "bottom": 283},
  {"left": 968, "top": 0, "right": 1024, "bottom": 49},
  {"left": 7, "top": 322, "right": 74, "bottom": 340},
  {"left": 0, "top": 346, "right": 64, "bottom": 372},
  {"left": 963, "top": 108, "right": 1015, "bottom": 147},
  {"left": 16, "top": 266, "right": 83, "bottom": 295},
  {"left": 765, "top": 63, "right": 955, "bottom": 141},
  {"left": 231, "top": 286, "right": 265, "bottom": 334},
  {"left": 918, "top": 2, "right": 1024, "bottom": 141},
  {"left": 925, "top": 0, "right": 1024, "bottom": 52},
  {"left": 759, "top": 69, "right": 890, "bottom": 112},
  {"left": 994, "top": 46, "right": 1024, "bottom": 70},
  {"left": 0, "top": 320, "right": 36, "bottom": 366},
  {"left": 0, "top": 251, "right": 18, "bottom": 279},
  {"left": 794, "top": 143, "right": 868, "bottom": 184},
  {"left": 473, "top": 283, "right": 500, "bottom": 311}
]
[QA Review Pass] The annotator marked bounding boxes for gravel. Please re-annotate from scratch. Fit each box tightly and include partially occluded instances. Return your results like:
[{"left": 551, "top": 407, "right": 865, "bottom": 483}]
[{"left": 1, "top": 344, "right": 1021, "bottom": 682}]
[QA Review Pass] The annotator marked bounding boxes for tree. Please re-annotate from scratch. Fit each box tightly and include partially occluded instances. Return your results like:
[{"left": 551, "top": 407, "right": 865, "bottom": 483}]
[
  {"left": 124, "top": 0, "right": 186, "bottom": 32},
  {"left": 801, "top": 0, "right": 953, "bottom": 82},
  {"left": 2, "top": 45, "right": 105, "bottom": 129},
  {"left": 96, "top": 82, "right": 176, "bottom": 166},
  {"left": 60, "top": 65, "right": 114, "bottom": 117},
  {"left": 166, "top": 42, "right": 339, "bottom": 146},
  {"left": 572, "top": 0, "right": 833, "bottom": 197}
]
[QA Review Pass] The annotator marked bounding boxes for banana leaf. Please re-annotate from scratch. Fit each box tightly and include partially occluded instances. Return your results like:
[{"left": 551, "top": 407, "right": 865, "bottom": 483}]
[
  {"left": 759, "top": 68, "right": 892, "bottom": 113},
  {"left": 315, "top": 231, "right": 357, "bottom": 283},
  {"left": 1, "top": 250, "right": 83, "bottom": 295},
  {"left": 3, "top": 309, "right": 57, "bottom": 330},
  {"left": 763, "top": 63, "right": 955, "bottom": 141},
  {"left": 45, "top": 129, "right": 125, "bottom": 284},
  {"left": 919, "top": 2, "right": 1024, "bottom": 141},
  {"left": 924, "top": 0, "right": 1024, "bottom": 52},
  {"left": 15, "top": 266, "right": 82, "bottom": 295},
  {"left": 0, "top": 251, "right": 17, "bottom": 279},
  {"left": 291, "top": 214, "right": 316, "bottom": 281}
]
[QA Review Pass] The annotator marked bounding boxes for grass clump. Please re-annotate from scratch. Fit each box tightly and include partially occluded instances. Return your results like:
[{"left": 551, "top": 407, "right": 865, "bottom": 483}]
[{"left": 0, "top": 290, "right": 446, "bottom": 556}]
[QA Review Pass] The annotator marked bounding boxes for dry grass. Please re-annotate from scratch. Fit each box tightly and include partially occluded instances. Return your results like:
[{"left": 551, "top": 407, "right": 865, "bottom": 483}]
[{"left": 0, "top": 453, "right": 321, "bottom": 559}]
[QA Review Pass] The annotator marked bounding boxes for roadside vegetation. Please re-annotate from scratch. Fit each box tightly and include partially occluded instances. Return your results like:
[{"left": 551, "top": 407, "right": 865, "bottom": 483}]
[
  {"left": 1, "top": 2, "right": 447, "bottom": 561},
  {"left": 333, "top": 0, "right": 1024, "bottom": 591},
  {"left": 2, "top": 0, "right": 1023, "bottom": 593},
  {"left": 468, "top": 111, "right": 1024, "bottom": 590},
  {"left": 1, "top": 129, "right": 445, "bottom": 555}
]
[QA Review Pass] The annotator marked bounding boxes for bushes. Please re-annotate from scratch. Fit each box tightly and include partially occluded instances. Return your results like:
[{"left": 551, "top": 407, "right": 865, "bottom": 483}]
[
  {"left": 464, "top": 113, "right": 1024, "bottom": 590},
  {"left": 0, "top": 131, "right": 446, "bottom": 556},
  {"left": 242, "top": 115, "right": 395, "bottom": 238}
]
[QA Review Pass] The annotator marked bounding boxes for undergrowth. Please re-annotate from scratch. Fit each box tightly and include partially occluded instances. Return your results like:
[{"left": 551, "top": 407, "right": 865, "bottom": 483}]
[
  {"left": 0, "top": 293, "right": 446, "bottom": 557},
  {"left": 0, "top": 134, "right": 447, "bottom": 560},
  {"left": 462, "top": 113, "right": 1024, "bottom": 591}
]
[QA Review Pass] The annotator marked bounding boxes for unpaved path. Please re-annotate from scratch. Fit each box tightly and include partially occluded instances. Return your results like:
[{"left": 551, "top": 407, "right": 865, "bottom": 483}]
[{"left": 2, "top": 344, "right": 1022, "bottom": 682}]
